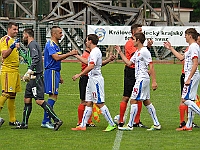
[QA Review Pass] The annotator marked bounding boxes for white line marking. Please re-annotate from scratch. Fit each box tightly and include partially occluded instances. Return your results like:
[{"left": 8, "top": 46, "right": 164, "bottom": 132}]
[{"left": 112, "top": 101, "right": 130, "bottom": 150}]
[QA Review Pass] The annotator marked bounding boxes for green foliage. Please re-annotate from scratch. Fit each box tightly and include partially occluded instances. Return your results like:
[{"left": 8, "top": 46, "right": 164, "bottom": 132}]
[{"left": 0, "top": 62, "right": 200, "bottom": 150}]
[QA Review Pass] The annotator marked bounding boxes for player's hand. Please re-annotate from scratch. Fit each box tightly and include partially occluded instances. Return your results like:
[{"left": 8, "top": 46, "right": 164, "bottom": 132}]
[
  {"left": 147, "top": 38, "right": 153, "bottom": 48},
  {"left": 152, "top": 82, "right": 158, "bottom": 91},
  {"left": 185, "top": 79, "right": 191, "bottom": 86},
  {"left": 59, "top": 77, "right": 64, "bottom": 84},
  {"left": 10, "top": 38, "right": 20, "bottom": 50},
  {"left": 70, "top": 49, "right": 78, "bottom": 56},
  {"left": 114, "top": 45, "right": 122, "bottom": 53},
  {"left": 108, "top": 52, "right": 116, "bottom": 61},
  {"left": 72, "top": 74, "right": 80, "bottom": 81},
  {"left": 163, "top": 40, "right": 172, "bottom": 50},
  {"left": 22, "top": 69, "right": 34, "bottom": 82}
]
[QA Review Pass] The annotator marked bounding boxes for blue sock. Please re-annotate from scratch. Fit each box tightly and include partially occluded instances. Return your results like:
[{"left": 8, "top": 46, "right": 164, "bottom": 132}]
[{"left": 42, "top": 99, "right": 55, "bottom": 124}]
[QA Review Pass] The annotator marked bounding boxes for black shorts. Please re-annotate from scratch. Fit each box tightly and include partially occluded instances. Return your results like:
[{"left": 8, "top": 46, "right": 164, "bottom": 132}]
[
  {"left": 123, "top": 66, "right": 136, "bottom": 97},
  {"left": 24, "top": 73, "right": 44, "bottom": 100},
  {"left": 180, "top": 73, "right": 185, "bottom": 95},
  {"left": 79, "top": 75, "right": 89, "bottom": 100}
]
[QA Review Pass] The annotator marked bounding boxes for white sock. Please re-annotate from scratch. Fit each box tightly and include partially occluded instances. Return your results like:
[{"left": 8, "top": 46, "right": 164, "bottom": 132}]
[
  {"left": 128, "top": 104, "right": 138, "bottom": 127},
  {"left": 146, "top": 103, "right": 160, "bottom": 126},
  {"left": 184, "top": 100, "right": 200, "bottom": 115},
  {"left": 100, "top": 105, "right": 115, "bottom": 126},
  {"left": 80, "top": 106, "right": 92, "bottom": 127},
  {"left": 186, "top": 107, "right": 195, "bottom": 128}
]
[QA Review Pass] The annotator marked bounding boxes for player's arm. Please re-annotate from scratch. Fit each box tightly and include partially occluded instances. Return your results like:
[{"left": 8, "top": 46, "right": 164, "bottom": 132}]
[
  {"left": 29, "top": 44, "right": 40, "bottom": 71},
  {"left": 163, "top": 41, "right": 184, "bottom": 61},
  {"left": 185, "top": 57, "right": 198, "bottom": 86},
  {"left": 52, "top": 49, "right": 78, "bottom": 61},
  {"left": 1, "top": 38, "right": 20, "bottom": 59},
  {"left": 102, "top": 53, "right": 116, "bottom": 66},
  {"left": 72, "top": 63, "right": 94, "bottom": 81},
  {"left": 114, "top": 45, "right": 133, "bottom": 66},
  {"left": 74, "top": 54, "right": 88, "bottom": 64},
  {"left": 149, "top": 62, "right": 157, "bottom": 90}
]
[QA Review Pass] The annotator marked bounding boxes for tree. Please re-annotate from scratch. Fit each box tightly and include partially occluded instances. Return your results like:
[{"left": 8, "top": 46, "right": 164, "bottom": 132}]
[{"left": 180, "top": 0, "right": 200, "bottom": 22}]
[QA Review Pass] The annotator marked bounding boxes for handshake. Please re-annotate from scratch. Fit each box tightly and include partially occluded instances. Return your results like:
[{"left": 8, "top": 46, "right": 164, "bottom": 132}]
[{"left": 22, "top": 69, "right": 36, "bottom": 82}]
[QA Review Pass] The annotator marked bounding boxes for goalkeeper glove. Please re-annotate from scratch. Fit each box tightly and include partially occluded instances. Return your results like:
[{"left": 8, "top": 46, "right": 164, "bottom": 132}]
[
  {"left": 10, "top": 38, "right": 20, "bottom": 50},
  {"left": 22, "top": 69, "right": 35, "bottom": 82}
]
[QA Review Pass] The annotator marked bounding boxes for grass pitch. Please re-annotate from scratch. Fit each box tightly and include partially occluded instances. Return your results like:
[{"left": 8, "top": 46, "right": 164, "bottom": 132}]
[{"left": 0, "top": 62, "right": 200, "bottom": 150}]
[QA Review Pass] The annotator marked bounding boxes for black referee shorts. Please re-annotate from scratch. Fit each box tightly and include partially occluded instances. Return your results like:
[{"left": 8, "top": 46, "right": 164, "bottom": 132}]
[
  {"left": 123, "top": 66, "right": 136, "bottom": 97},
  {"left": 79, "top": 75, "right": 89, "bottom": 100},
  {"left": 180, "top": 73, "right": 185, "bottom": 95}
]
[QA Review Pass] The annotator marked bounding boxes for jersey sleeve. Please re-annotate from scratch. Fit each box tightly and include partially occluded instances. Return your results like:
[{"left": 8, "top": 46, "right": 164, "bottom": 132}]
[
  {"left": 29, "top": 42, "right": 40, "bottom": 71},
  {"left": 47, "top": 41, "right": 57, "bottom": 56},
  {"left": 89, "top": 50, "right": 97, "bottom": 65},
  {"left": 142, "top": 48, "right": 152, "bottom": 65},
  {"left": 0, "top": 36, "right": 9, "bottom": 52}
]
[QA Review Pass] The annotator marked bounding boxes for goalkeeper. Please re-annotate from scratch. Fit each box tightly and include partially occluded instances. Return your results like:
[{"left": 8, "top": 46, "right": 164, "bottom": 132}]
[{"left": 14, "top": 28, "right": 63, "bottom": 130}]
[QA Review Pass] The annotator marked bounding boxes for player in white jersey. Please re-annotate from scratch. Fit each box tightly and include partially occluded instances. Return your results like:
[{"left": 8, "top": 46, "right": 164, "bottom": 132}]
[
  {"left": 71, "top": 34, "right": 116, "bottom": 131},
  {"left": 164, "top": 28, "right": 200, "bottom": 131},
  {"left": 115, "top": 33, "right": 161, "bottom": 131}
]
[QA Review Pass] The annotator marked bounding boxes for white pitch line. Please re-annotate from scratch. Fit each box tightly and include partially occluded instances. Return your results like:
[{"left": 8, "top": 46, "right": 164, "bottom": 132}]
[{"left": 112, "top": 101, "right": 130, "bottom": 150}]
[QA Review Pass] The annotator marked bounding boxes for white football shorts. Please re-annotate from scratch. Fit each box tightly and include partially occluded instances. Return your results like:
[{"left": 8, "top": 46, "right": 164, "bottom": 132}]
[
  {"left": 85, "top": 75, "right": 105, "bottom": 103},
  {"left": 131, "top": 78, "right": 150, "bottom": 100},
  {"left": 182, "top": 73, "right": 200, "bottom": 100}
]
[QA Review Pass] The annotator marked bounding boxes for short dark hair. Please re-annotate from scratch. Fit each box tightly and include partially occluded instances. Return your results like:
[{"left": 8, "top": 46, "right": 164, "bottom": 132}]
[
  {"left": 185, "top": 28, "right": 198, "bottom": 41},
  {"left": 7, "top": 22, "right": 18, "bottom": 29},
  {"left": 87, "top": 34, "right": 99, "bottom": 45},
  {"left": 50, "top": 26, "right": 61, "bottom": 35},
  {"left": 23, "top": 28, "right": 34, "bottom": 38},
  {"left": 197, "top": 32, "right": 200, "bottom": 37},
  {"left": 134, "top": 32, "right": 145, "bottom": 44},
  {"left": 131, "top": 24, "right": 142, "bottom": 33}
]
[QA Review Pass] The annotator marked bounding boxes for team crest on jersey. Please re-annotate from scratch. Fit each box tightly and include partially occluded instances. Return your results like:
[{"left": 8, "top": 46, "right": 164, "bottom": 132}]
[
  {"left": 138, "top": 53, "right": 140, "bottom": 56},
  {"left": 95, "top": 28, "right": 106, "bottom": 42},
  {"left": 9, "top": 87, "right": 13, "bottom": 91}
]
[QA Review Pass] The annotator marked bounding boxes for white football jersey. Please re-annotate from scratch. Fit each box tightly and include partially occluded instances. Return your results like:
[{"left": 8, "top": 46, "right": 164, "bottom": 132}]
[
  {"left": 184, "top": 42, "right": 200, "bottom": 78},
  {"left": 88, "top": 47, "right": 102, "bottom": 77},
  {"left": 130, "top": 47, "right": 152, "bottom": 79}
]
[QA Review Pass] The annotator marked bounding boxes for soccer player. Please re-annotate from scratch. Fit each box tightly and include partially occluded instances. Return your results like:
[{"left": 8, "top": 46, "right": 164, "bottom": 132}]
[
  {"left": 14, "top": 28, "right": 63, "bottom": 130},
  {"left": 0, "top": 22, "right": 21, "bottom": 127},
  {"left": 118, "top": 24, "right": 153, "bottom": 128},
  {"left": 74, "top": 38, "right": 116, "bottom": 127},
  {"left": 115, "top": 33, "right": 161, "bottom": 131},
  {"left": 71, "top": 34, "right": 116, "bottom": 131},
  {"left": 41, "top": 26, "right": 78, "bottom": 129},
  {"left": 178, "top": 46, "right": 199, "bottom": 128},
  {"left": 164, "top": 28, "right": 200, "bottom": 131}
]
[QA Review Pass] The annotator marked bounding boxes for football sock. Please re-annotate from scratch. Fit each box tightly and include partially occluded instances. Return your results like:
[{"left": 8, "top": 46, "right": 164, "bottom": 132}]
[
  {"left": 0, "top": 93, "right": 9, "bottom": 112},
  {"left": 100, "top": 105, "right": 115, "bottom": 126},
  {"left": 128, "top": 104, "right": 138, "bottom": 127},
  {"left": 87, "top": 114, "right": 93, "bottom": 124},
  {"left": 42, "top": 98, "right": 55, "bottom": 124},
  {"left": 184, "top": 100, "right": 200, "bottom": 115},
  {"left": 146, "top": 103, "right": 160, "bottom": 126},
  {"left": 78, "top": 103, "right": 85, "bottom": 124},
  {"left": 7, "top": 96, "right": 16, "bottom": 122},
  {"left": 179, "top": 104, "right": 188, "bottom": 123},
  {"left": 119, "top": 101, "right": 127, "bottom": 123},
  {"left": 80, "top": 106, "right": 92, "bottom": 127},
  {"left": 21, "top": 103, "right": 32, "bottom": 126},
  {"left": 134, "top": 101, "right": 142, "bottom": 124},
  {"left": 186, "top": 108, "right": 194, "bottom": 128},
  {"left": 41, "top": 101, "right": 60, "bottom": 123}
]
